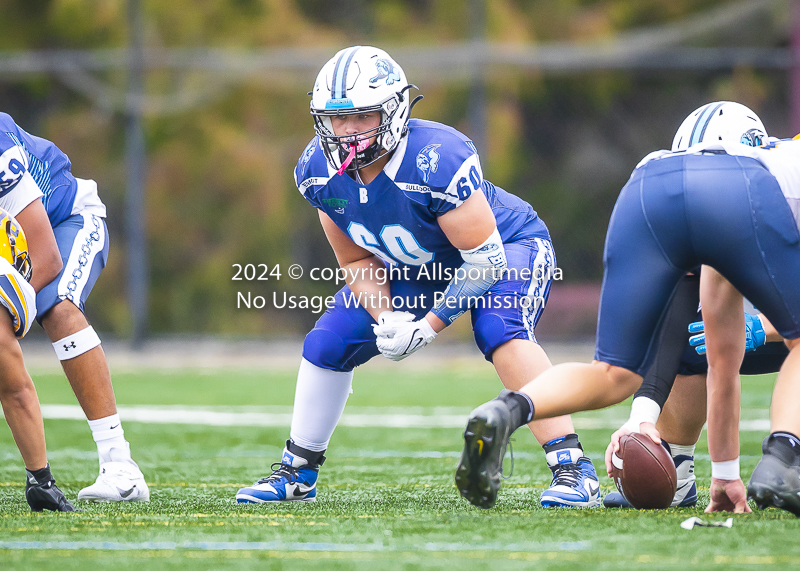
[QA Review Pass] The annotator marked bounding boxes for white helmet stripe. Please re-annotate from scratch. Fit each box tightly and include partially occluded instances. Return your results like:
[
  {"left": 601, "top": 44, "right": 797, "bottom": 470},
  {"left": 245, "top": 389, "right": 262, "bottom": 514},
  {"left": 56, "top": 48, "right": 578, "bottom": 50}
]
[
  {"left": 689, "top": 102, "right": 725, "bottom": 147},
  {"left": 332, "top": 46, "right": 361, "bottom": 100}
]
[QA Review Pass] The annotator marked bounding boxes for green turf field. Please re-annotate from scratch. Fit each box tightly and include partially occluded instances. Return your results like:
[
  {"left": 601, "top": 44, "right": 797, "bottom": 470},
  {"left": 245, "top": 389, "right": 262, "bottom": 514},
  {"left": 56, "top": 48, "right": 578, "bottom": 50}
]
[{"left": 1, "top": 358, "right": 798, "bottom": 570}]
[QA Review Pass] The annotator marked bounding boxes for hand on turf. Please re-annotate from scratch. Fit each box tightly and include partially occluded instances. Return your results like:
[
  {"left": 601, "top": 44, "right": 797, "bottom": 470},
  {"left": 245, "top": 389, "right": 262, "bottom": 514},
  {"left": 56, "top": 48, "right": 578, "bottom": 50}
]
[
  {"left": 605, "top": 422, "right": 661, "bottom": 477},
  {"left": 373, "top": 312, "right": 437, "bottom": 361},
  {"left": 705, "top": 477, "right": 752, "bottom": 513},
  {"left": 689, "top": 313, "right": 766, "bottom": 355}
]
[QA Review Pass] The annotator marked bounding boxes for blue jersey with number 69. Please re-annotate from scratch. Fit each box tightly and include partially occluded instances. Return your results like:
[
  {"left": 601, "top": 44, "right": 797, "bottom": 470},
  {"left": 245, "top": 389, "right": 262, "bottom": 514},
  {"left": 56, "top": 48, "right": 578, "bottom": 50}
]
[
  {"left": 294, "top": 119, "right": 549, "bottom": 276},
  {"left": 0, "top": 112, "right": 80, "bottom": 226}
]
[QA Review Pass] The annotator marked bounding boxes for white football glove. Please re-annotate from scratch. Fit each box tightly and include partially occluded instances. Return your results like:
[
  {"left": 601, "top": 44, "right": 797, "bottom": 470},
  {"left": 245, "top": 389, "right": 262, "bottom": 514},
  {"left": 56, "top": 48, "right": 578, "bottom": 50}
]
[
  {"left": 372, "top": 311, "right": 437, "bottom": 361},
  {"left": 372, "top": 311, "right": 415, "bottom": 336}
]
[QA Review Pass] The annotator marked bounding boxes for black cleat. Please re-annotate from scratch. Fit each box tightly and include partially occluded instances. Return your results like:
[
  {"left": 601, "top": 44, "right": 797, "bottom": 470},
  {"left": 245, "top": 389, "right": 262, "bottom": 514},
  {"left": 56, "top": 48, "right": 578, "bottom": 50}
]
[
  {"left": 25, "top": 468, "right": 78, "bottom": 513},
  {"left": 747, "top": 434, "right": 800, "bottom": 517},
  {"left": 455, "top": 399, "right": 514, "bottom": 509},
  {"left": 747, "top": 454, "right": 800, "bottom": 517}
]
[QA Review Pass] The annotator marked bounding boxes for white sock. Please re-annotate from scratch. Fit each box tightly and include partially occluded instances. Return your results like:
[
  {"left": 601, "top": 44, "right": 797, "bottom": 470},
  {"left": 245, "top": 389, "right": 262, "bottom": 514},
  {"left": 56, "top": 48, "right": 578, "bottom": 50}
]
[
  {"left": 668, "top": 443, "right": 696, "bottom": 459},
  {"left": 667, "top": 442, "right": 696, "bottom": 484},
  {"left": 289, "top": 358, "right": 354, "bottom": 452},
  {"left": 88, "top": 414, "right": 130, "bottom": 465}
]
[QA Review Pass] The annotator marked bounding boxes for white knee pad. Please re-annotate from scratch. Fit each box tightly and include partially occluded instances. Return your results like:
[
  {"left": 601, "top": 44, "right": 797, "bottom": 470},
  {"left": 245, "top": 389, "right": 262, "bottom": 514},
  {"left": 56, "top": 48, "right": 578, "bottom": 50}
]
[{"left": 53, "top": 326, "right": 102, "bottom": 361}]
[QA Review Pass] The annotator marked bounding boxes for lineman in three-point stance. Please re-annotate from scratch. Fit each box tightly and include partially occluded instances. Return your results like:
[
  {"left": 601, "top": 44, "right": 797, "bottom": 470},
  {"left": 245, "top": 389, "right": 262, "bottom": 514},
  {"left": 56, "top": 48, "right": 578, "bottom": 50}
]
[
  {"left": 0, "top": 112, "right": 148, "bottom": 502},
  {"left": 456, "top": 125, "right": 800, "bottom": 516}
]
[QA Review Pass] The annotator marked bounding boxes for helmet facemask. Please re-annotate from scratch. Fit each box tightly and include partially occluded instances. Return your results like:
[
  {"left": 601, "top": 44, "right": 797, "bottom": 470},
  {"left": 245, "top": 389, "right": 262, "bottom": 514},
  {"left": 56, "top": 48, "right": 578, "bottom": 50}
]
[
  {"left": 312, "top": 95, "right": 402, "bottom": 174},
  {"left": 309, "top": 46, "right": 421, "bottom": 175}
]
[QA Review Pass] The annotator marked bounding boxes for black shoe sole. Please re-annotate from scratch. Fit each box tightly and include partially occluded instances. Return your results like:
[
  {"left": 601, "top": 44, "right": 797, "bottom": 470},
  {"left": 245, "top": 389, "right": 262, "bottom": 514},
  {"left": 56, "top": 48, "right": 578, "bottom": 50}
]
[
  {"left": 748, "top": 483, "right": 800, "bottom": 517},
  {"left": 455, "top": 406, "right": 508, "bottom": 509}
]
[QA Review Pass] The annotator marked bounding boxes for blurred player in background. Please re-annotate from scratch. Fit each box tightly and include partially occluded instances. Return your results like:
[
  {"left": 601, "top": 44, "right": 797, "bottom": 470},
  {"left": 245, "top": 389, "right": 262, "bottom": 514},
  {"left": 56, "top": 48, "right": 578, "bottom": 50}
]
[
  {"left": 602, "top": 102, "right": 789, "bottom": 510},
  {"left": 237, "top": 45, "right": 602, "bottom": 507},
  {"left": 455, "top": 123, "right": 800, "bottom": 517},
  {"left": 0, "top": 208, "right": 75, "bottom": 511},
  {"left": 0, "top": 112, "right": 148, "bottom": 502}
]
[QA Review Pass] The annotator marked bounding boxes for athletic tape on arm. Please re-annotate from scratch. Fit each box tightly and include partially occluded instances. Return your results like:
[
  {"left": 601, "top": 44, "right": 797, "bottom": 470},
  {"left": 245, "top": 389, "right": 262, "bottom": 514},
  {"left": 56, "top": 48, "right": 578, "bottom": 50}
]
[
  {"left": 431, "top": 228, "right": 507, "bottom": 325},
  {"left": 711, "top": 458, "right": 740, "bottom": 481},
  {"left": 622, "top": 396, "right": 662, "bottom": 433},
  {"left": 52, "top": 326, "right": 101, "bottom": 361}
]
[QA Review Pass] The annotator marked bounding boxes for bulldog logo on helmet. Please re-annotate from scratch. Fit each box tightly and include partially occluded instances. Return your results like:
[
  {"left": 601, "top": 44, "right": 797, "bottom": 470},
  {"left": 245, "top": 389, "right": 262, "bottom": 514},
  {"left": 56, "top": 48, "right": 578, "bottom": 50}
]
[
  {"left": 370, "top": 59, "right": 401, "bottom": 87},
  {"left": 741, "top": 128, "right": 766, "bottom": 147}
]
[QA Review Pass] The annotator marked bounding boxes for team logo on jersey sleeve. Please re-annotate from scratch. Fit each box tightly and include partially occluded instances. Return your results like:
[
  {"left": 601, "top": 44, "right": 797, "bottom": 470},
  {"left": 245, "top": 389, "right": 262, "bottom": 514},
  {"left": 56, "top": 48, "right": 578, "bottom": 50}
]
[
  {"left": 370, "top": 59, "right": 401, "bottom": 86},
  {"left": 416, "top": 144, "right": 441, "bottom": 183},
  {"left": 299, "top": 139, "right": 318, "bottom": 176}
]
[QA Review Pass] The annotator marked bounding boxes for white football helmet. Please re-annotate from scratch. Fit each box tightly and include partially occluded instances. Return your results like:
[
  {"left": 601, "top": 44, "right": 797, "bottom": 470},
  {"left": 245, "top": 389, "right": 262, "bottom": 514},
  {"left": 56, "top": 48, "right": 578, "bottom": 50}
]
[
  {"left": 672, "top": 101, "right": 767, "bottom": 151},
  {"left": 310, "top": 46, "right": 420, "bottom": 173}
]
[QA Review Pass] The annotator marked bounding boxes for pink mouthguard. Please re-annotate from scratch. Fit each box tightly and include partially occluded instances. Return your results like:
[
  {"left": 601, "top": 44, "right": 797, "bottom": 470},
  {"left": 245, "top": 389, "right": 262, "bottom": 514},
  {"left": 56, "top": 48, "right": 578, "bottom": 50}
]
[{"left": 337, "top": 138, "right": 371, "bottom": 175}]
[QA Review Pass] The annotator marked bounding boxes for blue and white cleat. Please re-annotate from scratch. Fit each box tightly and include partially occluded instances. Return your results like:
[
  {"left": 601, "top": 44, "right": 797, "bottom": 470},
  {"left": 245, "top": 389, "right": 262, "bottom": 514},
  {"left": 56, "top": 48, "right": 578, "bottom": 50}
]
[
  {"left": 236, "top": 449, "right": 319, "bottom": 504},
  {"left": 540, "top": 456, "right": 602, "bottom": 507},
  {"left": 671, "top": 452, "right": 698, "bottom": 507}
]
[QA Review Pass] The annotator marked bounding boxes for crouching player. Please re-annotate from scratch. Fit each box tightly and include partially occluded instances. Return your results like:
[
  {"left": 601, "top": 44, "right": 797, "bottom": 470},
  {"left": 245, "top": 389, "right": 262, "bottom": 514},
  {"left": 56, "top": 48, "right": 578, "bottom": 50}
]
[
  {"left": 602, "top": 102, "right": 787, "bottom": 509},
  {"left": 236, "top": 46, "right": 601, "bottom": 507},
  {"left": 456, "top": 131, "right": 800, "bottom": 516},
  {"left": 0, "top": 209, "right": 75, "bottom": 511},
  {"left": 0, "top": 112, "right": 148, "bottom": 502}
]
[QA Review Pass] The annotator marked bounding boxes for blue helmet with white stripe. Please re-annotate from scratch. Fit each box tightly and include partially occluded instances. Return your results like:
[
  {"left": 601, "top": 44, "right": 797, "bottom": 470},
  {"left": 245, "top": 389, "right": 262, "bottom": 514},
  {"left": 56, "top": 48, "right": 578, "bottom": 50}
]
[
  {"left": 310, "top": 46, "right": 418, "bottom": 172},
  {"left": 672, "top": 101, "right": 767, "bottom": 151}
]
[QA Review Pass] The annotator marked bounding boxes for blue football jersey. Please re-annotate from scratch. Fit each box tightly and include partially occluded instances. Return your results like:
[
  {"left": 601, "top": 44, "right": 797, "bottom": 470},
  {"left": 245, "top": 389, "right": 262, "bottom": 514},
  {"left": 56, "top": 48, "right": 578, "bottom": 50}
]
[
  {"left": 294, "top": 119, "right": 549, "bottom": 277},
  {"left": 0, "top": 112, "right": 79, "bottom": 226}
]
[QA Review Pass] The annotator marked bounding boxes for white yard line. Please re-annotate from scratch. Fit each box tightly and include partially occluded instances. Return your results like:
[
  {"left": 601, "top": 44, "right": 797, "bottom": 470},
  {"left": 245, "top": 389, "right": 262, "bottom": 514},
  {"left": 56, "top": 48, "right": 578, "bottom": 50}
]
[
  {"left": 0, "top": 540, "right": 591, "bottom": 553},
  {"left": 31, "top": 404, "right": 771, "bottom": 431}
]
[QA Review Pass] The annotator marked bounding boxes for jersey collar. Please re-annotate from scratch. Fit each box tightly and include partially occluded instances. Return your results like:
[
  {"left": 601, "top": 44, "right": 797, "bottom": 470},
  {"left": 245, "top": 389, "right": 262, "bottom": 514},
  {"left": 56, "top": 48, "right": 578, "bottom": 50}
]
[{"left": 383, "top": 135, "right": 409, "bottom": 182}]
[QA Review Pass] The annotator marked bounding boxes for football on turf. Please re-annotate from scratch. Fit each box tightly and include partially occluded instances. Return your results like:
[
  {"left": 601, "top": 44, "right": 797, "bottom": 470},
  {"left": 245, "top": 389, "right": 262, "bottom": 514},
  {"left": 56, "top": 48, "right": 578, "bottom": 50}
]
[{"left": 610, "top": 433, "right": 677, "bottom": 509}]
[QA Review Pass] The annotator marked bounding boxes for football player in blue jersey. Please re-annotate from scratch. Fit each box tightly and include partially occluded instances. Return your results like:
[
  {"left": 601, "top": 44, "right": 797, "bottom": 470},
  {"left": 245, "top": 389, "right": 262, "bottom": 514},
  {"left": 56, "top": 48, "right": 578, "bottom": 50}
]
[
  {"left": 236, "top": 45, "right": 601, "bottom": 507},
  {"left": 602, "top": 102, "right": 789, "bottom": 510},
  {"left": 455, "top": 127, "right": 800, "bottom": 516},
  {"left": 0, "top": 208, "right": 76, "bottom": 511},
  {"left": 0, "top": 112, "right": 148, "bottom": 502}
]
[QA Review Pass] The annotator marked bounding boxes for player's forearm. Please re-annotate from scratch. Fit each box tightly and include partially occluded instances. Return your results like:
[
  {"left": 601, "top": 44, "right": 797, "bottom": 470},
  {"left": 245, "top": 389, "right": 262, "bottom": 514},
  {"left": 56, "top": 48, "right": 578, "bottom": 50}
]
[
  {"left": 706, "top": 368, "right": 741, "bottom": 462},
  {"left": 0, "top": 314, "right": 47, "bottom": 469},
  {"left": 423, "top": 312, "right": 447, "bottom": 333},
  {"left": 340, "top": 256, "right": 392, "bottom": 322},
  {"left": 699, "top": 267, "right": 745, "bottom": 463},
  {"left": 15, "top": 198, "right": 62, "bottom": 292},
  {"left": 429, "top": 228, "right": 507, "bottom": 328},
  {"left": 634, "top": 274, "right": 700, "bottom": 409}
]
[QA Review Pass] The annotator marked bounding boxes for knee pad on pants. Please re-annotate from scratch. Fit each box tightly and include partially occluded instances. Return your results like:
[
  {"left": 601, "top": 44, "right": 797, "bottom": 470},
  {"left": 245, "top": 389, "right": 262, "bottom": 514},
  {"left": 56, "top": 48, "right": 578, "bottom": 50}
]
[
  {"left": 473, "top": 313, "right": 511, "bottom": 362},
  {"left": 302, "top": 328, "right": 351, "bottom": 372}
]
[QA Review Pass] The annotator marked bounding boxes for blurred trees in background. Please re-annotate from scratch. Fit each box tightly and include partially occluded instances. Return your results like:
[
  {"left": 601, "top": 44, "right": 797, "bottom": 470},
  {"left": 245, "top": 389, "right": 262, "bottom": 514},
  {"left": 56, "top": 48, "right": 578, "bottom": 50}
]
[{"left": 0, "top": 0, "right": 792, "bottom": 338}]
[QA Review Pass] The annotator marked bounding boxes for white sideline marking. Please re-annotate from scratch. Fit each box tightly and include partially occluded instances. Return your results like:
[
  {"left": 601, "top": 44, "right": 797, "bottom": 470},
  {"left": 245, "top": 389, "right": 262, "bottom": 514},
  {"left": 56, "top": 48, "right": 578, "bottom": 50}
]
[
  {"left": 29, "top": 404, "right": 771, "bottom": 431},
  {"left": 0, "top": 540, "right": 590, "bottom": 553},
  {"left": 26, "top": 404, "right": 769, "bottom": 432}
]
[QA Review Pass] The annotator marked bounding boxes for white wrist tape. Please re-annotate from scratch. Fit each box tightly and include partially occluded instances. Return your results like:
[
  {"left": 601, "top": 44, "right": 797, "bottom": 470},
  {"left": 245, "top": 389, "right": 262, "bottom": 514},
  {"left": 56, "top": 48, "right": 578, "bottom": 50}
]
[
  {"left": 622, "top": 396, "right": 661, "bottom": 433},
  {"left": 52, "top": 326, "right": 102, "bottom": 361},
  {"left": 711, "top": 458, "right": 740, "bottom": 481},
  {"left": 417, "top": 316, "right": 438, "bottom": 342}
]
